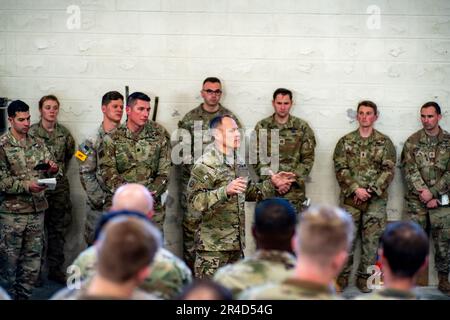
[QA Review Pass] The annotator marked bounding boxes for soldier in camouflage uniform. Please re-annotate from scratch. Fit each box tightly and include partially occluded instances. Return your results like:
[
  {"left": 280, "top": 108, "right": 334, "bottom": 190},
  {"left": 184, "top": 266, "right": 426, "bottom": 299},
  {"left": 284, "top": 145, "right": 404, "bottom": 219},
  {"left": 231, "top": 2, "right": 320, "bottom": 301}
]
[
  {"left": 54, "top": 216, "right": 161, "bottom": 300},
  {"left": 77, "top": 91, "right": 124, "bottom": 246},
  {"left": 356, "top": 221, "right": 429, "bottom": 300},
  {"left": 214, "top": 198, "right": 296, "bottom": 297},
  {"left": 98, "top": 92, "right": 171, "bottom": 232},
  {"left": 0, "top": 100, "right": 59, "bottom": 299},
  {"left": 176, "top": 77, "right": 242, "bottom": 272},
  {"left": 29, "top": 95, "right": 75, "bottom": 284},
  {"left": 333, "top": 100, "right": 396, "bottom": 293},
  {"left": 401, "top": 102, "right": 450, "bottom": 295},
  {"left": 188, "top": 115, "right": 295, "bottom": 279},
  {"left": 239, "top": 205, "right": 354, "bottom": 300},
  {"left": 67, "top": 239, "right": 192, "bottom": 300},
  {"left": 254, "top": 88, "right": 316, "bottom": 213}
]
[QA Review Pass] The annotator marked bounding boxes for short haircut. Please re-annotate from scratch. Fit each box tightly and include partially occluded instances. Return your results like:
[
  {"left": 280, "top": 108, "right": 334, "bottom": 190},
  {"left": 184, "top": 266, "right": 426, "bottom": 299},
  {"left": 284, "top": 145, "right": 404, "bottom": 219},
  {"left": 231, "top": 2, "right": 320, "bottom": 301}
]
[
  {"left": 38, "top": 95, "right": 59, "bottom": 110},
  {"left": 254, "top": 198, "right": 297, "bottom": 235},
  {"left": 297, "top": 206, "right": 354, "bottom": 264},
  {"left": 94, "top": 210, "right": 150, "bottom": 242},
  {"left": 357, "top": 100, "right": 378, "bottom": 115},
  {"left": 203, "top": 77, "right": 221, "bottom": 86},
  {"left": 380, "top": 221, "right": 429, "bottom": 278},
  {"left": 209, "top": 114, "right": 235, "bottom": 130},
  {"left": 421, "top": 101, "right": 441, "bottom": 115},
  {"left": 178, "top": 280, "right": 232, "bottom": 300},
  {"left": 102, "top": 91, "right": 124, "bottom": 106},
  {"left": 273, "top": 88, "right": 292, "bottom": 101},
  {"left": 127, "top": 92, "right": 150, "bottom": 108},
  {"left": 7, "top": 100, "right": 29, "bottom": 118},
  {"left": 96, "top": 215, "right": 162, "bottom": 283}
]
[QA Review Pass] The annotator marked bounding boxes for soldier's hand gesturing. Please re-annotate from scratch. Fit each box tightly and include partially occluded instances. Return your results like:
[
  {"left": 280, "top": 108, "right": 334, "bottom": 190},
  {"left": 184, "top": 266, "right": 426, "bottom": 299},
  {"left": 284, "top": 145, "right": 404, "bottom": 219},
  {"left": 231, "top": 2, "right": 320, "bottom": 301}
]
[
  {"left": 226, "top": 177, "right": 248, "bottom": 196},
  {"left": 270, "top": 171, "right": 296, "bottom": 194}
]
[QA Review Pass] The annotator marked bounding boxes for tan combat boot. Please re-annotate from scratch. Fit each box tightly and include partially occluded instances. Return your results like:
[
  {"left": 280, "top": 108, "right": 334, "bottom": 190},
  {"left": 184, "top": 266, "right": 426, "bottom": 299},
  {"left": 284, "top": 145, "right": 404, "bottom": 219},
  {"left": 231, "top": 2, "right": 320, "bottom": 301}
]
[
  {"left": 438, "top": 272, "right": 450, "bottom": 296},
  {"left": 335, "top": 275, "right": 349, "bottom": 293},
  {"left": 356, "top": 276, "right": 372, "bottom": 293}
]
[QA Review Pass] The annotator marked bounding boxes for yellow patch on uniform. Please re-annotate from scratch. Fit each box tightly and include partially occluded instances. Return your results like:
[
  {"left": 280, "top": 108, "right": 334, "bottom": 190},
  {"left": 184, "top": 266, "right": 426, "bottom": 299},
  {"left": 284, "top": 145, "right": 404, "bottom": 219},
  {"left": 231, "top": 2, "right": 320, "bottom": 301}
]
[{"left": 75, "top": 150, "right": 88, "bottom": 161}]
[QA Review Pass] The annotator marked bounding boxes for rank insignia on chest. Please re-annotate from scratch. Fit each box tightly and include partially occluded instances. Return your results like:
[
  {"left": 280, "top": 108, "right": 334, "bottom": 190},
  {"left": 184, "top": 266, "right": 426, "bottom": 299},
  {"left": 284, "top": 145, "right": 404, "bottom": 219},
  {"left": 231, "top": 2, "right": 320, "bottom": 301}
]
[
  {"left": 429, "top": 151, "right": 435, "bottom": 159},
  {"left": 360, "top": 151, "right": 366, "bottom": 158},
  {"left": 280, "top": 138, "right": 285, "bottom": 145}
]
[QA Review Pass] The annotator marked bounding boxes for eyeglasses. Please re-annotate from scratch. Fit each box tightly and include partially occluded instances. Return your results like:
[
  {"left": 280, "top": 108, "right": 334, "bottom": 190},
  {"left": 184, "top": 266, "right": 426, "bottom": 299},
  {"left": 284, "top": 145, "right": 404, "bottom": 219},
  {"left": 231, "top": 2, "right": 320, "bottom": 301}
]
[{"left": 203, "top": 89, "right": 222, "bottom": 95}]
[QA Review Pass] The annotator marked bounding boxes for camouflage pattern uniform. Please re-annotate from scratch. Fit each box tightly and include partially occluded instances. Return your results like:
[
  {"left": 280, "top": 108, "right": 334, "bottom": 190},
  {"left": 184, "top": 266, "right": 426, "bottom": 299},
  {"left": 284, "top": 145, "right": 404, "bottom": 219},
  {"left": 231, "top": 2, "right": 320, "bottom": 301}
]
[
  {"left": 213, "top": 249, "right": 296, "bottom": 297},
  {"left": 333, "top": 129, "right": 396, "bottom": 280},
  {"left": 78, "top": 125, "right": 112, "bottom": 246},
  {"left": 67, "top": 245, "right": 192, "bottom": 299},
  {"left": 98, "top": 121, "right": 171, "bottom": 232},
  {"left": 51, "top": 283, "right": 159, "bottom": 300},
  {"left": 0, "top": 130, "right": 58, "bottom": 299},
  {"left": 355, "top": 288, "right": 418, "bottom": 300},
  {"left": 177, "top": 103, "right": 242, "bottom": 271},
  {"left": 29, "top": 121, "right": 75, "bottom": 276},
  {"left": 239, "top": 278, "right": 339, "bottom": 300},
  {"left": 401, "top": 128, "right": 450, "bottom": 274},
  {"left": 188, "top": 144, "right": 275, "bottom": 279},
  {"left": 254, "top": 115, "right": 316, "bottom": 213}
]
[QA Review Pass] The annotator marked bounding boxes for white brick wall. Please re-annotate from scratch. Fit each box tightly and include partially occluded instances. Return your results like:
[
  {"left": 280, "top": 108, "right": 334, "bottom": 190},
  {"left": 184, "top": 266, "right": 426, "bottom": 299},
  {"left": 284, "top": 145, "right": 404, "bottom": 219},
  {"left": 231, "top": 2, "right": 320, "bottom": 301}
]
[{"left": 1, "top": 0, "right": 449, "bottom": 283}]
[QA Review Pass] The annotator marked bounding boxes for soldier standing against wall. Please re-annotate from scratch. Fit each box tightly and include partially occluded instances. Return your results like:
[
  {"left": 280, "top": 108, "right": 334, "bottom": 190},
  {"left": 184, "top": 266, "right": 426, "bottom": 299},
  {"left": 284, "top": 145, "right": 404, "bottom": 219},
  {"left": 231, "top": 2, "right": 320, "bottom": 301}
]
[
  {"left": 77, "top": 91, "right": 124, "bottom": 246},
  {"left": 177, "top": 77, "right": 242, "bottom": 271},
  {"left": 187, "top": 115, "right": 295, "bottom": 279},
  {"left": 29, "top": 95, "right": 75, "bottom": 284},
  {"left": 254, "top": 88, "right": 316, "bottom": 213},
  {"left": 98, "top": 92, "right": 171, "bottom": 232},
  {"left": 401, "top": 101, "right": 450, "bottom": 296},
  {"left": 0, "top": 100, "right": 59, "bottom": 299},
  {"left": 333, "top": 100, "right": 396, "bottom": 293}
]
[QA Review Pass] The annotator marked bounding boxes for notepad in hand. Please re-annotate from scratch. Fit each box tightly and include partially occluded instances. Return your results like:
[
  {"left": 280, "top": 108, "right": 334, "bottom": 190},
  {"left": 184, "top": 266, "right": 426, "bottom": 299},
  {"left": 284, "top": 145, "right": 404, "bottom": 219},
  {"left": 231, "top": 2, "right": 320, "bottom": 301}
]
[{"left": 37, "top": 178, "right": 57, "bottom": 191}]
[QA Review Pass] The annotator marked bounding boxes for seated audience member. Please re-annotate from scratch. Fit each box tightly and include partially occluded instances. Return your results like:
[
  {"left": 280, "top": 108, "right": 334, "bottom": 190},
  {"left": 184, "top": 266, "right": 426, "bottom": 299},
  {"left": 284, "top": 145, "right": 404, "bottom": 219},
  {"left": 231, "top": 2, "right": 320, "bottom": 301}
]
[
  {"left": 214, "top": 198, "right": 297, "bottom": 297},
  {"left": 239, "top": 205, "right": 354, "bottom": 300},
  {"left": 356, "top": 221, "right": 429, "bottom": 300},
  {"left": 178, "top": 280, "right": 232, "bottom": 300},
  {"left": 58, "top": 215, "right": 161, "bottom": 300}
]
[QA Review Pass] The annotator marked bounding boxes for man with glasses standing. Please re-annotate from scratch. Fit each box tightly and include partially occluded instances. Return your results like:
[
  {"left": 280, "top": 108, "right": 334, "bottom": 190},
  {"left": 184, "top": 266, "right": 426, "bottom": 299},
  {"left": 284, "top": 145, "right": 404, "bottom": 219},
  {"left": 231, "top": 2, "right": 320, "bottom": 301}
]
[{"left": 177, "top": 77, "right": 242, "bottom": 273}]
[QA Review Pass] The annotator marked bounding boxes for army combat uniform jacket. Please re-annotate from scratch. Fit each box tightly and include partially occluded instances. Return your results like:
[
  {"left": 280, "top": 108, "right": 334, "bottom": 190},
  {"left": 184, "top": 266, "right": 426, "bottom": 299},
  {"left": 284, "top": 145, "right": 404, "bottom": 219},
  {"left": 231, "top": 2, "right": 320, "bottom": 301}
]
[
  {"left": 0, "top": 130, "right": 59, "bottom": 214},
  {"left": 401, "top": 127, "right": 449, "bottom": 205},
  {"left": 254, "top": 115, "right": 316, "bottom": 209},
  {"left": 188, "top": 144, "right": 275, "bottom": 252}
]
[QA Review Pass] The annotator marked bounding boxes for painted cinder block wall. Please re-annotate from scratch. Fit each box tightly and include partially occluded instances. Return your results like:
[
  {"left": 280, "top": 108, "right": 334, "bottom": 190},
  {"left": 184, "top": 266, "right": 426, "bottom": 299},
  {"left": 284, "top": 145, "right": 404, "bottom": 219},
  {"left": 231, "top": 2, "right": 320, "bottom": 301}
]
[{"left": 1, "top": 0, "right": 449, "bottom": 283}]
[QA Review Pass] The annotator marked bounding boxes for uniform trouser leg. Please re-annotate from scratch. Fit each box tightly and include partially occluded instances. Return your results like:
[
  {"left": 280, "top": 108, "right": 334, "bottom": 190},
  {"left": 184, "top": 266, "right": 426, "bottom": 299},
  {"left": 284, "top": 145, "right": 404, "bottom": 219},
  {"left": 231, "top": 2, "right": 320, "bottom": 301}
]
[
  {"left": 406, "top": 200, "right": 449, "bottom": 274},
  {"left": 194, "top": 250, "right": 242, "bottom": 279},
  {"left": 152, "top": 202, "right": 165, "bottom": 235},
  {"left": 45, "top": 191, "right": 72, "bottom": 274},
  {"left": 429, "top": 207, "right": 450, "bottom": 274},
  {"left": 84, "top": 206, "right": 103, "bottom": 246},
  {"left": 0, "top": 212, "right": 44, "bottom": 299},
  {"left": 181, "top": 198, "right": 201, "bottom": 272},
  {"left": 338, "top": 198, "right": 386, "bottom": 279},
  {"left": 358, "top": 198, "right": 386, "bottom": 278}
]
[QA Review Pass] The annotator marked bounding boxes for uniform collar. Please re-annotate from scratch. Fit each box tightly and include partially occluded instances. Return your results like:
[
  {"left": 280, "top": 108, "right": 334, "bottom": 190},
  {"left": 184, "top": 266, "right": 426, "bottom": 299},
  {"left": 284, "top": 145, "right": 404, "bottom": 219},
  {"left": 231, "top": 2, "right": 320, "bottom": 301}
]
[{"left": 6, "top": 129, "right": 32, "bottom": 147}]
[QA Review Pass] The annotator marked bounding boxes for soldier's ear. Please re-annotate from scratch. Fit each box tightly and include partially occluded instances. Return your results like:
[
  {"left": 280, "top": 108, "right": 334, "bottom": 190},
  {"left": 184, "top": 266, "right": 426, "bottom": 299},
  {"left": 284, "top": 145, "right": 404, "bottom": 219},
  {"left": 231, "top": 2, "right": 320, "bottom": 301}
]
[{"left": 101, "top": 104, "right": 106, "bottom": 113}]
